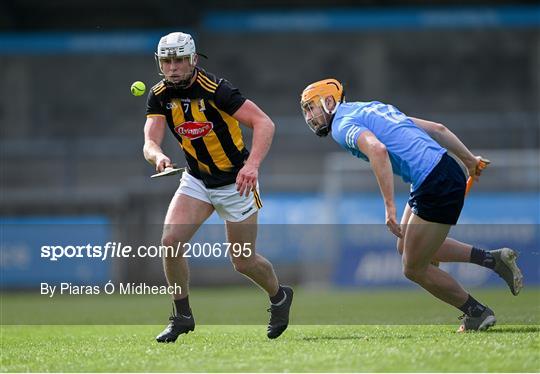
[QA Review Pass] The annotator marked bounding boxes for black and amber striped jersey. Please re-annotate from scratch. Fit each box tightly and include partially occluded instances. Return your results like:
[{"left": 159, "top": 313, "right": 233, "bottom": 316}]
[{"left": 146, "top": 67, "right": 249, "bottom": 188}]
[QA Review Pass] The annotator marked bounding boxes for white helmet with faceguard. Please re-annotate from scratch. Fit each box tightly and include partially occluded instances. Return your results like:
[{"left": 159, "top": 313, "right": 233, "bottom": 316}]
[
  {"left": 300, "top": 78, "right": 344, "bottom": 137},
  {"left": 155, "top": 32, "right": 203, "bottom": 88}
]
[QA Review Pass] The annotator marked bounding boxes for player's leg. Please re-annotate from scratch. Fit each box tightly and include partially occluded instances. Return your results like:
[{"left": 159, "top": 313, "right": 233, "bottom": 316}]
[
  {"left": 162, "top": 193, "right": 214, "bottom": 300},
  {"left": 225, "top": 212, "right": 293, "bottom": 339},
  {"left": 398, "top": 203, "right": 471, "bottom": 262},
  {"left": 156, "top": 179, "right": 215, "bottom": 343},
  {"left": 398, "top": 203, "right": 523, "bottom": 295},
  {"left": 401, "top": 213, "right": 466, "bottom": 305},
  {"left": 226, "top": 212, "right": 278, "bottom": 295},
  {"left": 402, "top": 213, "right": 495, "bottom": 331},
  {"left": 432, "top": 240, "right": 522, "bottom": 295}
]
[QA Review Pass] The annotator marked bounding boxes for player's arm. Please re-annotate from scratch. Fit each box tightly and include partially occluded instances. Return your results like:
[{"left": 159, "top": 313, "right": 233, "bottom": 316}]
[
  {"left": 357, "top": 130, "right": 402, "bottom": 238},
  {"left": 232, "top": 100, "right": 275, "bottom": 196},
  {"left": 143, "top": 115, "right": 173, "bottom": 172},
  {"left": 410, "top": 117, "right": 484, "bottom": 180}
]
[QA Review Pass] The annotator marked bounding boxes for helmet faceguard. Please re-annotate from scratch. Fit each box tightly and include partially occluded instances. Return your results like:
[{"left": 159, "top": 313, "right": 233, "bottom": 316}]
[
  {"left": 300, "top": 79, "right": 344, "bottom": 137},
  {"left": 301, "top": 96, "right": 333, "bottom": 137},
  {"left": 155, "top": 32, "right": 203, "bottom": 89}
]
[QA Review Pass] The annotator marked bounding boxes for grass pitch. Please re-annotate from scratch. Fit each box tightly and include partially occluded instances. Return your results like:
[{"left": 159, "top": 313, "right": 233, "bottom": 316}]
[{"left": 1, "top": 288, "right": 539, "bottom": 372}]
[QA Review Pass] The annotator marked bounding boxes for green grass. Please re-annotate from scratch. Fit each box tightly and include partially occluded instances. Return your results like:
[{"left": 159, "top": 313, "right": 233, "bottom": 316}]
[
  {"left": 2, "top": 325, "right": 539, "bottom": 372},
  {"left": 1, "top": 288, "right": 539, "bottom": 372},
  {"left": 2, "top": 287, "right": 539, "bottom": 325}
]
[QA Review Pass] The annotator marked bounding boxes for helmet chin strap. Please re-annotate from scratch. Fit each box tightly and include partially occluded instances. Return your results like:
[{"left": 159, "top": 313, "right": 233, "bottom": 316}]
[
  {"left": 164, "top": 67, "right": 196, "bottom": 89},
  {"left": 315, "top": 124, "right": 330, "bottom": 137},
  {"left": 165, "top": 73, "right": 194, "bottom": 88}
]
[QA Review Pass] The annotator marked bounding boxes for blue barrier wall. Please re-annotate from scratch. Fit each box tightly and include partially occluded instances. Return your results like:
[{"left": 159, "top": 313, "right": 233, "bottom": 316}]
[
  {"left": 222, "top": 192, "right": 540, "bottom": 287},
  {"left": 1, "top": 5, "right": 538, "bottom": 54},
  {"left": 204, "top": 6, "right": 540, "bottom": 31},
  {"left": 1, "top": 217, "right": 112, "bottom": 288},
  {"left": 1, "top": 193, "right": 538, "bottom": 288},
  {"left": 333, "top": 224, "right": 539, "bottom": 288}
]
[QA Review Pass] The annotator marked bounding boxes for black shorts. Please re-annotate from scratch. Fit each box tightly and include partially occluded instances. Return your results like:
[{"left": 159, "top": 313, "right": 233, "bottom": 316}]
[{"left": 408, "top": 153, "right": 467, "bottom": 225}]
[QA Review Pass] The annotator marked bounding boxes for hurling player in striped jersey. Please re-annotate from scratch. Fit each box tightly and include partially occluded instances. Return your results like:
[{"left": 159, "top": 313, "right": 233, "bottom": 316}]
[{"left": 144, "top": 32, "right": 293, "bottom": 342}]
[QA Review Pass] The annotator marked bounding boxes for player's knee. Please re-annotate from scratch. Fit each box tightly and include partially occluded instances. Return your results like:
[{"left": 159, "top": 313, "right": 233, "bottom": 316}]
[
  {"left": 403, "top": 264, "right": 425, "bottom": 282},
  {"left": 231, "top": 257, "right": 255, "bottom": 274},
  {"left": 160, "top": 234, "right": 185, "bottom": 258},
  {"left": 161, "top": 233, "right": 177, "bottom": 248}
]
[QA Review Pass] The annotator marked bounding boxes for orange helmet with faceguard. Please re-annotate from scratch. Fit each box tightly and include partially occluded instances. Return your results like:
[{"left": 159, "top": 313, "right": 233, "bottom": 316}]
[{"left": 300, "top": 79, "right": 344, "bottom": 137}]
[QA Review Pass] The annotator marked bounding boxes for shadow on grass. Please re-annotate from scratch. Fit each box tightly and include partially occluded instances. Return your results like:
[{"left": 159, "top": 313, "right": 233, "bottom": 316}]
[
  {"left": 298, "top": 334, "right": 413, "bottom": 341},
  {"left": 486, "top": 326, "right": 540, "bottom": 334},
  {"left": 296, "top": 325, "right": 540, "bottom": 341},
  {"left": 299, "top": 335, "right": 367, "bottom": 342}
]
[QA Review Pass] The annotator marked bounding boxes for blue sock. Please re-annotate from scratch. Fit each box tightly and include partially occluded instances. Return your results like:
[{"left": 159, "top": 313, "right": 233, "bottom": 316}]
[{"left": 470, "top": 247, "right": 496, "bottom": 269}]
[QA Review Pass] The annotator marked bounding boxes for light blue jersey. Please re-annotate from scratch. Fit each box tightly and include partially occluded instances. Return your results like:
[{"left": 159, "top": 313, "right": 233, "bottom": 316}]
[{"left": 331, "top": 101, "right": 446, "bottom": 191}]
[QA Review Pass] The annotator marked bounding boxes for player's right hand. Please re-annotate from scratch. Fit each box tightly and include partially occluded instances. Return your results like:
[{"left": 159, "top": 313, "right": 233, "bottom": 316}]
[
  {"left": 385, "top": 205, "right": 403, "bottom": 238},
  {"left": 155, "top": 154, "right": 173, "bottom": 172}
]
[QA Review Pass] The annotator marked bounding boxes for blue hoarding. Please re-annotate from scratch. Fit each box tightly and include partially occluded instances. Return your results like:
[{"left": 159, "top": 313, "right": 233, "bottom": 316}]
[{"left": 1, "top": 217, "right": 112, "bottom": 288}]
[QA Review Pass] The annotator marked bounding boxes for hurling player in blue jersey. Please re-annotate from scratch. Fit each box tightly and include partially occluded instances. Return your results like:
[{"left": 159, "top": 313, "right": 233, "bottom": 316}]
[{"left": 300, "top": 79, "right": 523, "bottom": 332}]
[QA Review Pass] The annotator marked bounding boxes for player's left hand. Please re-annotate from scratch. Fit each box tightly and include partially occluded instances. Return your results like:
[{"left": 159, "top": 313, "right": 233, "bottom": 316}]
[
  {"left": 236, "top": 163, "right": 258, "bottom": 197},
  {"left": 466, "top": 156, "right": 490, "bottom": 182}
]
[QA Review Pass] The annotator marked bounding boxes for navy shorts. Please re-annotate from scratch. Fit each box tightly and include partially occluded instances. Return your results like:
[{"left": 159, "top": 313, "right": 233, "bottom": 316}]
[{"left": 408, "top": 153, "right": 467, "bottom": 225}]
